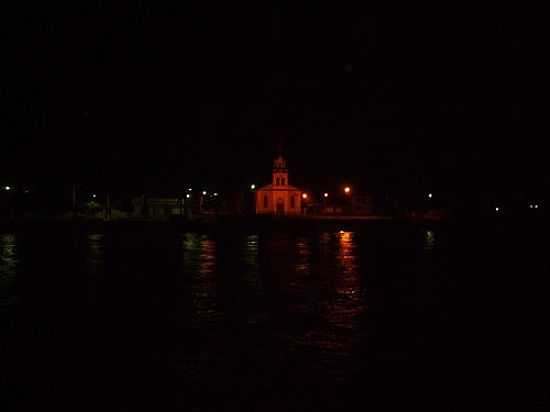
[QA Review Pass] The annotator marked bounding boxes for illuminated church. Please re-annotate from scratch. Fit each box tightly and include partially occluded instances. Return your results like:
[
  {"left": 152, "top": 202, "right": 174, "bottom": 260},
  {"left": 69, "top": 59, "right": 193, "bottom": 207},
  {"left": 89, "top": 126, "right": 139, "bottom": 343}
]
[{"left": 256, "top": 155, "right": 303, "bottom": 215}]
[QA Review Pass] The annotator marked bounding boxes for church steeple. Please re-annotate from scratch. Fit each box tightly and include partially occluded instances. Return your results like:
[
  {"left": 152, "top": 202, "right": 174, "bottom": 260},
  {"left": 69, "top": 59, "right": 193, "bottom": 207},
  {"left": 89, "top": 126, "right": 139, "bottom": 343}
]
[{"left": 273, "top": 155, "right": 289, "bottom": 187}]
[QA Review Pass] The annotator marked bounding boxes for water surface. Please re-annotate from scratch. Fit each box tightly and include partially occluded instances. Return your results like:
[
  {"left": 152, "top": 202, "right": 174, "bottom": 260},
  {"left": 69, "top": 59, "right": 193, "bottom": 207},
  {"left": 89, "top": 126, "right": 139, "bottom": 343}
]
[{"left": 1, "top": 222, "right": 547, "bottom": 410}]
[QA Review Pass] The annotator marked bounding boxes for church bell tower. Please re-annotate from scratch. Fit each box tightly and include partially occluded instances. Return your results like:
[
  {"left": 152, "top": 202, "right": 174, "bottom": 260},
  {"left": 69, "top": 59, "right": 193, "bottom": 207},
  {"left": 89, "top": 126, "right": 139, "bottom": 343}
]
[{"left": 272, "top": 155, "right": 288, "bottom": 187}]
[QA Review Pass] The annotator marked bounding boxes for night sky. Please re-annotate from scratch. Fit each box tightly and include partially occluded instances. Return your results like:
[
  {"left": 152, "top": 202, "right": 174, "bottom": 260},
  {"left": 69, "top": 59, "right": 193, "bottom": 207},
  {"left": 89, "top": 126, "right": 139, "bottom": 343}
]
[{"left": 2, "top": 5, "right": 542, "bottom": 200}]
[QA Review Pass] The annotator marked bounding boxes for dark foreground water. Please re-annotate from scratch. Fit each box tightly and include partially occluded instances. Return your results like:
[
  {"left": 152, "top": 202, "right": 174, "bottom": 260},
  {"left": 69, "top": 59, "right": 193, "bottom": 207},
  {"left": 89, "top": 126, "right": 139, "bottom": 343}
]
[{"left": 1, "top": 221, "right": 548, "bottom": 411}]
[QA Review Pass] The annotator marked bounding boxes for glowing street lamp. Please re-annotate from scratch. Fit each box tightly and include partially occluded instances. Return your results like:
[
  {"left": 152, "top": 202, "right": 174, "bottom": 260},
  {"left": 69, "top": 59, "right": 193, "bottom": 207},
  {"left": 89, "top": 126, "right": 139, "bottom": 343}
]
[
  {"left": 214, "top": 192, "right": 219, "bottom": 197},
  {"left": 4, "top": 186, "right": 11, "bottom": 191},
  {"left": 302, "top": 193, "right": 308, "bottom": 200},
  {"left": 186, "top": 193, "right": 191, "bottom": 199},
  {"left": 92, "top": 194, "right": 97, "bottom": 199},
  {"left": 250, "top": 184, "right": 256, "bottom": 191},
  {"left": 495, "top": 207, "right": 500, "bottom": 212},
  {"left": 202, "top": 191, "right": 207, "bottom": 196},
  {"left": 324, "top": 192, "right": 329, "bottom": 198},
  {"left": 344, "top": 186, "right": 351, "bottom": 195},
  {"left": 428, "top": 193, "right": 433, "bottom": 199}
]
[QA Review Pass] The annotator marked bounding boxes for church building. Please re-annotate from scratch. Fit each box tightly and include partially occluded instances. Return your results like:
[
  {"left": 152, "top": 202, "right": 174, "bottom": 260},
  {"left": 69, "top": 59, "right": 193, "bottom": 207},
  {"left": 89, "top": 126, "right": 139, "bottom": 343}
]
[{"left": 256, "top": 155, "right": 303, "bottom": 215}]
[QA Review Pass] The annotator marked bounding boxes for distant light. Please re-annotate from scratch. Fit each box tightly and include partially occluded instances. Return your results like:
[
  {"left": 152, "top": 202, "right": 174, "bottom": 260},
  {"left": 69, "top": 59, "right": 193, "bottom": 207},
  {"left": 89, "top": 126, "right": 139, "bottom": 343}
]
[
  {"left": 495, "top": 207, "right": 500, "bottom": 212},
  {"left": 302, "top": 193, "right": 308, "bottom": 199},
  {"left": 4, "top": 186, "right": 11, "bottom": 191},
  {"left": 214, "top": 192, "right": 219, "bottom": 197},
  {"left": 529, "top": 204, "right": 533, "bottom": 209},
  {"left": 344, "top": 186, "right": 351, "bottom": 194},
  {"left": 202, "top": 191, "right": 207, "bottom": 196},
  {"left": 250, "top": 184, "right": 256, "bottom": 190},
  {"left": 92, "top": 194, "right": 97, "bottom": 198},
  {"left": 186, "top": 194, "right": 191, "bottom": 199},
  {"left": 188, "top": 188, "right": 192, "bottom": 192},
  {"left": 24, "top": 190, "right": 29, "bottom": 194},
  {"left": 428, "top": 193, "right": 433, "bottom": 199},
  {"left": 324, "top": 192, "right": 329, "bottom": 198},
  {"left": 339, "top": 230, "right": 345, "bottom": 235},
  {"left": 535, "top": 204, "right": 539, "bottom": 209}
]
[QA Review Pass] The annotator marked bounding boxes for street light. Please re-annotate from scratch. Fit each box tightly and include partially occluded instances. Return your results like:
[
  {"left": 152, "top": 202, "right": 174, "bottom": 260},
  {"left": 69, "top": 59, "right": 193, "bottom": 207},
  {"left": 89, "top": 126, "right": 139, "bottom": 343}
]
[
  {"left": 186, "top": 193, "right": 191, "bottom": 199},
  {"left": 302, "top": 193, "right": 308, "bottom": 200},
  {"left": 428, "top": 193, "right": 433, "bottom": 199},
  {"left": 495, "top": 207, "right": 500, "bottom": 212},
  {"left": 4, "top": 186, "right": 11, "bottom": 191},
  {"left": 250, "top": 184, "right": 256, "bottom": 190},
  {"left": 214, "top": 192, "right": 219, "bottom": 197},
  {"left": 92, "top": 194, "right": 97, "bottom": 199},
  {"left": 324, "top": 192, "right": 329, "bottom": 198},
  {"left": 202, "top": 191, "right": 207, "bottom": 196},
  {"left": 344, "top": 186, "right": 351, "bottom": 195}
]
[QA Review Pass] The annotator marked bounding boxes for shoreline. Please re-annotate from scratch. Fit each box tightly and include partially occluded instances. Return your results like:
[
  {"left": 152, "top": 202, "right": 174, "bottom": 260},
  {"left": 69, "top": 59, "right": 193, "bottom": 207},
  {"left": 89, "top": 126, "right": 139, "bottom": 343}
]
[
  {"left": 0, "top": 214, "right": 441, "bottom": 231},
  {"left": 1, "top": 213, "right": 546, "bottom": 232}
]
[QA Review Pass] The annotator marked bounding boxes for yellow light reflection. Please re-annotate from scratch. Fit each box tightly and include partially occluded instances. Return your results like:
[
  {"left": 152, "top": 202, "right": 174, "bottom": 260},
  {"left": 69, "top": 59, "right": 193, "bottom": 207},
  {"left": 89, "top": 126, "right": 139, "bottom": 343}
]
[
  {"left": 86, "top": 233, "right": 104, "bottom": 276},
  {"left": 182, "top": 234, "right": 220, "bottom": 325},
  {"left": 0, "top": 234, "right": 18, "bottom": 281},
  {"left": 243, "top": 235, "right": 260, "bottom": 288},
  {"left": 424, "top": 230, "right": 436, "bottom": 250},
  {"left": 294, "top": 237, "right": 312, "bottom": 276}
]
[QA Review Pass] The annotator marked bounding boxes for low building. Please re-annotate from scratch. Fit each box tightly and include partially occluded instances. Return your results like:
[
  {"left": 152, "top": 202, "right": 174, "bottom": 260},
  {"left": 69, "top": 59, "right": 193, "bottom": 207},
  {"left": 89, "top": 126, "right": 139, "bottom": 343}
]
[{"left": 132, "top": 195, "right": 186, "bottom": 218}]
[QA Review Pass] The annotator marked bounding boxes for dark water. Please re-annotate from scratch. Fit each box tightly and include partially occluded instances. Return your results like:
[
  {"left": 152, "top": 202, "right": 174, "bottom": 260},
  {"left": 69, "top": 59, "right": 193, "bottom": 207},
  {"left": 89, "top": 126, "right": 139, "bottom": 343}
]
[{"left": 1, "top": 221, "right": 548, "bottom": 410}]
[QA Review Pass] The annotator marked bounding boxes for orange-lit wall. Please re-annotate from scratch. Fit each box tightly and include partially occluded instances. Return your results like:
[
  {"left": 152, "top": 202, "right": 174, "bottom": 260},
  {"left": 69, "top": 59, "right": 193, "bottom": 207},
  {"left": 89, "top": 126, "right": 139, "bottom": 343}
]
[{"left": 255, "top": 189, "right": 302, "bottom": 215}]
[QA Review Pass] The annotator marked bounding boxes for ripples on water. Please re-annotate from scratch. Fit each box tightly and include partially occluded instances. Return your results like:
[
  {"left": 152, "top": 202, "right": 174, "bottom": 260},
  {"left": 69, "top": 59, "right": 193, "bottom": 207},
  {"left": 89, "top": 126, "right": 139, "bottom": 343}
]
[{"left": 0, "top": 225, "right": 476, "bottom": 410}]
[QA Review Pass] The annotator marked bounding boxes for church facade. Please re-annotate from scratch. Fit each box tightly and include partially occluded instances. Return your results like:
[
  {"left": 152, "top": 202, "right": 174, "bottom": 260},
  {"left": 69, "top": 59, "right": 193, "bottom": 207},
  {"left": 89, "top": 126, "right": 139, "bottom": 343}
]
[{"left": 256, "top": 156, "right": 303, "bottom": 215}]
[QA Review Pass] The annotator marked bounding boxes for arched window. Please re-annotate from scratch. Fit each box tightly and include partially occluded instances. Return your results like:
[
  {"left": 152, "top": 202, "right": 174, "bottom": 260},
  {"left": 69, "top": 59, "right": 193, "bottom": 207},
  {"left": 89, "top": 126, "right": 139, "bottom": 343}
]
[{"left": 264, "top": 195, "right": 268, "bottom": 208}]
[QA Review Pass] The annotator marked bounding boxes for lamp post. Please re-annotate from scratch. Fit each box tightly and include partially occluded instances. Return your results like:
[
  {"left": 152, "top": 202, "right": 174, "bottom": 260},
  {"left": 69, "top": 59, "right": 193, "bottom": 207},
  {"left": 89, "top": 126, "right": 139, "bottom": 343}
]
[
  {"left": 4, "top": 186, "right": 14, "bottom": 220},
  {"left": 343, "top": 186, "right": 352, "bottom": 215},
  {"left": 301, "top": 193, "right": 309, "bottom": 215}
]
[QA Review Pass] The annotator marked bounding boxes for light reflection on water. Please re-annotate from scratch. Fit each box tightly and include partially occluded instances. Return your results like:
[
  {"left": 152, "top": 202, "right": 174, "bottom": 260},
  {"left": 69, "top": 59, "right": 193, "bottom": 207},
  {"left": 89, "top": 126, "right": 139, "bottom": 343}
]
[
  {"left": 0, "top": 234, "right": 18, "bottom": 275},
  {"left": 2, "top": 225, "right": 464, "bottom": 409},
  {"left": 182, "top": 233, "right": 220, "bottom": 326},
  {"left": 243, "top": 234, "right": 262, "bottom": 297},
  {"left": 86, "top": 233, "right": 104, "bottom": 273},
  {"left": 294, "top": 237, "right": 312, "bottom": 276},
  {"left": 176, "top": 229, "right": 367, "bottom": 380},
  {"left": 84, "top": 233, "right": 105, "bottom": 303},
  {"left": 0, "top": 233, "right": 19, "bottom": 304},
  {"left": 424, "top": 229, "right": 436, "bottom": 250},
  {"left": 334, "top": 231, "right": 363, "bottom": 320},
  {"left": 289, "top": 231, "right": 364, "bottom": 377}
]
